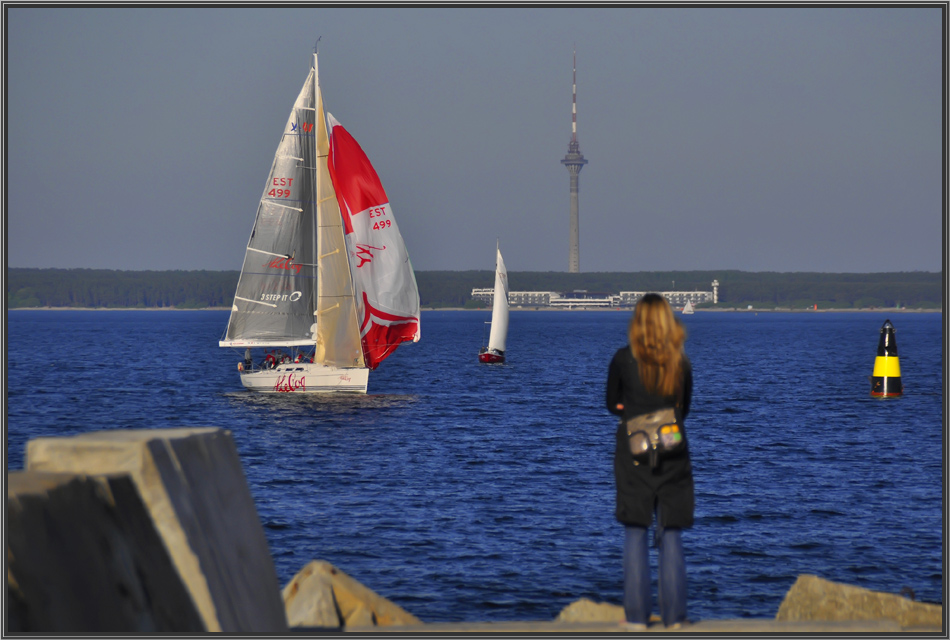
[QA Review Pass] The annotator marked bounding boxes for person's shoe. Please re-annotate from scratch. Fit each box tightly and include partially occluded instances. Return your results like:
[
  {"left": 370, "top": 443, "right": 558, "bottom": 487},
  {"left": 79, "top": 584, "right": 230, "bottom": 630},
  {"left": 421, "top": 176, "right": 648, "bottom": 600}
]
[
  {"left": 619, "top": 621, "right": 649, "bottom": 631},
  {"left": 665, "top": 620, "right": 691, "bottom": 630}
]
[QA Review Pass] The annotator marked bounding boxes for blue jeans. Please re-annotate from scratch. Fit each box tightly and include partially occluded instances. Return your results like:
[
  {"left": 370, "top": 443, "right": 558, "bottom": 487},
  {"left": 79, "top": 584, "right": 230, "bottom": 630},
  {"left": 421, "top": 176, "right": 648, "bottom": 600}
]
[{"left": 623, "top": 515, "right": 687, "bottom": 626}]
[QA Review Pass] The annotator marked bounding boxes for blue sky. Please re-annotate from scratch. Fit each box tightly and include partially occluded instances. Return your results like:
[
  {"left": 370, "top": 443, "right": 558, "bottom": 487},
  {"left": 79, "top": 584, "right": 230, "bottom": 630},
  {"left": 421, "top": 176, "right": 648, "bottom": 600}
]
[{"left": 6, "top": 6, "right": 944, "bottom": 273}]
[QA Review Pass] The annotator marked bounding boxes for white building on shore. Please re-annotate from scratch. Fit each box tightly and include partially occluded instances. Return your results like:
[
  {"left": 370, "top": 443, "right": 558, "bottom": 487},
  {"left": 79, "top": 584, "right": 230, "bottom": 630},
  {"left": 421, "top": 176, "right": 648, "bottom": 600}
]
[{"left": 471, "top": 281, "right": 719, "bottom": 309}]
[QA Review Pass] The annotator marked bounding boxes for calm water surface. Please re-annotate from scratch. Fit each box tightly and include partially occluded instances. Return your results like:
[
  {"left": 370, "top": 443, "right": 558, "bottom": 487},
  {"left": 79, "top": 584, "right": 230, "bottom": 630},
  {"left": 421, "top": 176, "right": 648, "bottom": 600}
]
[{"left": 6, "top": 309, "right": 943, "bottom": 622}]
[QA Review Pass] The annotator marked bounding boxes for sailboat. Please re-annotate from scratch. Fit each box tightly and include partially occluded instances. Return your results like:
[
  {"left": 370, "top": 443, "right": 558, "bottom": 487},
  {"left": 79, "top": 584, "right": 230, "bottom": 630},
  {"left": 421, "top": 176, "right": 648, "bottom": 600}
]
[
  {"left": 219, "top": 50, "right": 420, "bottom": 393},
  {"left": 478, "top": 243, "right": 509, "bottom": 364},
  {"left": 682, "top": 299, "right": 695, "bottom": 314}
]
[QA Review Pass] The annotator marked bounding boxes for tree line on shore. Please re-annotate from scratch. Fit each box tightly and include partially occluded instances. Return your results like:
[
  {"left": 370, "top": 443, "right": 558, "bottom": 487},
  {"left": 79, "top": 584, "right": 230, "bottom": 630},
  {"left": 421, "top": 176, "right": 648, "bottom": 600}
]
[{"left": 6, "top": 268, "right": 942, "bottom": 310}]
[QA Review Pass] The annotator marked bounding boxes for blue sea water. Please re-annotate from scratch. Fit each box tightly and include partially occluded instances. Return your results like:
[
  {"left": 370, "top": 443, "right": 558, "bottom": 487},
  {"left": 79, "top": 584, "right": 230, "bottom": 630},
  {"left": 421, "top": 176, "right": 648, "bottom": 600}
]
[{"left": 5, "top": 309, "right": 944, "bottom": 622}]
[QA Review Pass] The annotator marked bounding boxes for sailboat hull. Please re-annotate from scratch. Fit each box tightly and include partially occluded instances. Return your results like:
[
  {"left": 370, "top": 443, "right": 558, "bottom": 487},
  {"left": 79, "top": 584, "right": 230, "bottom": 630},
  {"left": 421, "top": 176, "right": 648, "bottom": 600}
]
[
  {"left": 478, "top": 350, "right": 505, "bottom": 364},
  {"left": 239, "top": 363, "right": 369, "bottom": 394}
]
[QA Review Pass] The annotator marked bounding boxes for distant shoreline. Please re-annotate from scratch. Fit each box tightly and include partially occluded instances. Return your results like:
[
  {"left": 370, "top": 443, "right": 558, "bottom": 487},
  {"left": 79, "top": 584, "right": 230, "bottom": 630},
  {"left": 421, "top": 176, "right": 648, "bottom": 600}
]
[{"left": 8, "top": 306, "right": 940, "bottom": 313}]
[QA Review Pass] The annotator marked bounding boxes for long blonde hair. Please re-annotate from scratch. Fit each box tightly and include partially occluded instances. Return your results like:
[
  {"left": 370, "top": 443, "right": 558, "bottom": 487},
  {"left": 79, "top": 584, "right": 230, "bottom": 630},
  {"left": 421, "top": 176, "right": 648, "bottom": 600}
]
[{"left": 628, "top": 293, "right": 686, "bottom": 397}]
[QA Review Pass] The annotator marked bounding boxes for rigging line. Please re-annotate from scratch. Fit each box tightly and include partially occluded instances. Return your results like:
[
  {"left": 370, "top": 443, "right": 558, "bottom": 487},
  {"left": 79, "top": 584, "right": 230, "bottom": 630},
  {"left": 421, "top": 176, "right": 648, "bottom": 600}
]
[
  {"left": 235, "top": 296, "right": 278, "bottom": 309},
  {"left": 318, "top": 195, "right": 336, "bottom": 204}
]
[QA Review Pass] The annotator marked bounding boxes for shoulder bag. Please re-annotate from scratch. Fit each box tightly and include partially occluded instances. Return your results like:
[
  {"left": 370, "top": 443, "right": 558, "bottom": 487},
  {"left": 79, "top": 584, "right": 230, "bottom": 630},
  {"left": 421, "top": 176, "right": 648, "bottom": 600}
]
[{"left": 624, "top": 406, "right": 684, "bottom": 468}]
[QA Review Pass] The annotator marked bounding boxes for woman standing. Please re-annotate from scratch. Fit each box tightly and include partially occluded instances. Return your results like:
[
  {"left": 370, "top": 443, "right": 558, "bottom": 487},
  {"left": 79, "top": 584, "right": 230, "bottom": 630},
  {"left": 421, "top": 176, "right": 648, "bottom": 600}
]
[{"left": 606, "top": 293, "right": 694, "bottom": 629}]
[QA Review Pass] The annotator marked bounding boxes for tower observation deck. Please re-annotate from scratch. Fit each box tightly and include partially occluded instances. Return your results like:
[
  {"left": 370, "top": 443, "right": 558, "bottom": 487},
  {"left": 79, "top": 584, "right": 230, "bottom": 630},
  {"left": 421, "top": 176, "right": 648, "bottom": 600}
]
[{"left": 561, "top": 48, "right": 587, "bottom": 273}]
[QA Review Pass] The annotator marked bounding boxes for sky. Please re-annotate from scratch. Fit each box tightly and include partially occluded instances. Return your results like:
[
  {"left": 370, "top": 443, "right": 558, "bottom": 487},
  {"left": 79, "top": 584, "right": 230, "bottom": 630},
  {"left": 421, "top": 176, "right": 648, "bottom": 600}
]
[{"left": 5, "top": 5, "right": 945, "bottom": 273}]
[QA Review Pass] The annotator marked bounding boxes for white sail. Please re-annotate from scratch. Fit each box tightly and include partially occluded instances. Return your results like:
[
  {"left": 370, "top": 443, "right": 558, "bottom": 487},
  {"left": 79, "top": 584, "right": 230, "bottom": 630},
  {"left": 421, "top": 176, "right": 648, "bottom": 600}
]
[
  {"left": 327, "top": 113, "right": 421, "bottom": 370},
  {"left": 486, "top": 245, "right": 509, "bottom": 353},
  {"left": 683, "top": 299, "right": 695, "bottom": 314}
]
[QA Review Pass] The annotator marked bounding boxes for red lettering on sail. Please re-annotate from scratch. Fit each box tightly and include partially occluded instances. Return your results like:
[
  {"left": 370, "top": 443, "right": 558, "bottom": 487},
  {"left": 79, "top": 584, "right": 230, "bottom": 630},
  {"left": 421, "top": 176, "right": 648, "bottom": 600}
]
[
  {"left": 358, "top": 292, "right": 419, "bottom": 370},
  {"left": 353, "top": 244, "right": 386, "bottom": 268},
  {"left": 265, "top": 257, "right": 303, "bottom": 275}
]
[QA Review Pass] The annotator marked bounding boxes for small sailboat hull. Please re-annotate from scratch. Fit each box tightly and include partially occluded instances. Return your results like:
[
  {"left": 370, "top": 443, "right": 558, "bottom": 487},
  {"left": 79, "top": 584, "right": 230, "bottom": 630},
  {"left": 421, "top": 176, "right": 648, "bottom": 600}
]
[
  {"left": 240, "top": 363, "right": 369, "bottom": 394},
  {"left": 478, "top": 349, "right": 505, "bottom": 364}
]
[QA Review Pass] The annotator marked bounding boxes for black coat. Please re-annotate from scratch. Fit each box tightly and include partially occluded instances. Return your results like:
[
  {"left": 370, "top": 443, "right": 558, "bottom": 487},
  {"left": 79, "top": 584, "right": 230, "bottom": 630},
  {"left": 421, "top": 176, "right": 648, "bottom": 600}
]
[{"left": 606, "top": 346, "right": 694, "bottom": 529}]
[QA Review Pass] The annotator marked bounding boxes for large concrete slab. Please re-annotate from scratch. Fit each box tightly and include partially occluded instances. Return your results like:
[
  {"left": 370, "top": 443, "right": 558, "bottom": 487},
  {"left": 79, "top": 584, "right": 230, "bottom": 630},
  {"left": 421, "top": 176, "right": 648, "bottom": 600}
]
[
  {"left": 7, "top": 471, "right": 204, "bottom": 632},
  {"left": 26, "top": 427, "right": 287, "bottom": 633}
]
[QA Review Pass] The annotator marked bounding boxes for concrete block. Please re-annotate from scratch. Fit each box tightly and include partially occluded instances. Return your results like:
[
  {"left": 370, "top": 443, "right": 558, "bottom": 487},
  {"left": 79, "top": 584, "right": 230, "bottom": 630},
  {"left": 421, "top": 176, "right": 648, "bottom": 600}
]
[
  {"left": 7, "top": 471, "right": 204, "bottom": 632},
  {"left": 776, "top": 574, "right": 942, "bottom": 629},
  {"left": 26, "top": 427, "right": 287, "bottom": 633}
]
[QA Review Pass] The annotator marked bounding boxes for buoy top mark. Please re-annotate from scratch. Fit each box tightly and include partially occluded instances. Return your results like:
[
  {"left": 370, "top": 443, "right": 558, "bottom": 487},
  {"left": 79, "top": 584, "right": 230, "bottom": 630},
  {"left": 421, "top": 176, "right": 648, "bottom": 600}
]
[{"left": 877, "top": 319, "right": 898, "bottom": 357}]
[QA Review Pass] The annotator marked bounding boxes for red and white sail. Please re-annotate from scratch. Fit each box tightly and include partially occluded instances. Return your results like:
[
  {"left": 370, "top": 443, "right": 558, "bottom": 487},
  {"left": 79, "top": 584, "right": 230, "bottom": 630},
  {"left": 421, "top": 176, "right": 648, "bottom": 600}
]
[{"left": 326, "top": 113, "right": 421, "bottom": 370}]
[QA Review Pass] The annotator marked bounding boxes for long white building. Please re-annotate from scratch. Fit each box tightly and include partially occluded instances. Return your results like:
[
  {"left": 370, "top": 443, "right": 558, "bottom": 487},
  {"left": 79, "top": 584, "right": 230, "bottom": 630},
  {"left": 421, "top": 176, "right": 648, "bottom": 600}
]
[{"left": 471, "top": 281, "right": 719, "bottom": 309}]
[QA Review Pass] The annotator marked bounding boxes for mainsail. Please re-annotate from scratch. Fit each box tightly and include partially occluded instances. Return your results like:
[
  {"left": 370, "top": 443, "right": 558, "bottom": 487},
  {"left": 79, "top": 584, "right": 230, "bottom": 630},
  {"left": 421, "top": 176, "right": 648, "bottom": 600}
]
[
  {"left": 220, "top": 68, "right": 320, "bottom": 347},
  {"left": 487, "top": 245, "right": 509, "bottom": 353},
  {"left": 327, "top": 113, "right": 421, "bottom": 370}
]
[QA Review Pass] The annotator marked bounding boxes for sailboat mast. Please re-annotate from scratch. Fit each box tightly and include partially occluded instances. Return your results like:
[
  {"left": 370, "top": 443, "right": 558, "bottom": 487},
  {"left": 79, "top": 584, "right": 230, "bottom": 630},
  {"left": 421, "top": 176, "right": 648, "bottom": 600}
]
[
  {"left": 312, "top": 41, "right": 322, "bottom": 300},
  {"left": 312, "top": 51, "right": 321, "bottom": 352}
]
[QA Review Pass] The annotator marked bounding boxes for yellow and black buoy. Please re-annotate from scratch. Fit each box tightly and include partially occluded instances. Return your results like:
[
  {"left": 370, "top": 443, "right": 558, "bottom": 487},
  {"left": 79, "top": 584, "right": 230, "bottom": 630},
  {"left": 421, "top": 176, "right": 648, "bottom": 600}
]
[{"left": 870, "top": 319, "right": 902, "bottom": 398}]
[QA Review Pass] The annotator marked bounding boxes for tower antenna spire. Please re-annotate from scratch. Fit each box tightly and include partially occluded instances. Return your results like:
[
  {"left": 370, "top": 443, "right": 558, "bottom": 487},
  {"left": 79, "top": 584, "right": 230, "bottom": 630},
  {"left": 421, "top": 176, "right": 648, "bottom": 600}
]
[
  {"left": 561, "top": 45, "right": 588, "bottom": 274},
  {"left": 571, "top": 45, "right": 577, "bottom": 143}
]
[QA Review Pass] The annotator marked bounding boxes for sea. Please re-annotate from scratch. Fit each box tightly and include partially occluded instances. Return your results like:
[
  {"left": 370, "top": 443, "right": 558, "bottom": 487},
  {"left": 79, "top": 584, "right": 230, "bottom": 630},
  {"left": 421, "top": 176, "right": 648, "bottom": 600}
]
[{"left": 6, "top": 309, "right": 944, "bottom": 622}]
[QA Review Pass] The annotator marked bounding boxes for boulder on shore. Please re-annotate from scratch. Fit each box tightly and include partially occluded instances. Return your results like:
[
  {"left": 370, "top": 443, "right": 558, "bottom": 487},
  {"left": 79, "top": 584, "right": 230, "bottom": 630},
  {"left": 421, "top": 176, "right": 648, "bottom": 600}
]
[
  {"left": 555, "top": 598, "right": 662, "bottom": 624},
  {"left": 554, "top": 598, "right": 625, "bottom": 623},
  {"left": 283, "top": 560, "right": 422, "bottom": 629},
  {"left": 776, "top": 574, "right": 942, "bottom": 629}
]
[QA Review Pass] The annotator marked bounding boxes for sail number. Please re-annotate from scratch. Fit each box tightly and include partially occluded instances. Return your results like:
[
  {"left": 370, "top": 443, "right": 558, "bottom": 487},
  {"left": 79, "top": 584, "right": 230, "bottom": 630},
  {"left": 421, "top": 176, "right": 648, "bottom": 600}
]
[
  {"left": 369, "top": 206, "right": 391, "bottom": 231},
  {"left": 268, "top": 177, "right": 294, "bottom": 198}
]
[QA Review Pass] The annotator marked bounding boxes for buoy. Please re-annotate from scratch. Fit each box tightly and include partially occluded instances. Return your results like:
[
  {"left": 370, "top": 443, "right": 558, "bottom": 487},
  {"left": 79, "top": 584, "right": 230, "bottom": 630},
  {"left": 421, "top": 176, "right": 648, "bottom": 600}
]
[{"left": 870, "top": 319, "right": 902, "bottom": 398}]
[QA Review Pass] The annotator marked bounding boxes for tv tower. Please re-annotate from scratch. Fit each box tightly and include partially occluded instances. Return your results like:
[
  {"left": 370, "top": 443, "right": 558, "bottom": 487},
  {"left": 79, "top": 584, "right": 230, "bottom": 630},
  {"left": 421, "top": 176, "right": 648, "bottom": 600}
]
[{"left": 561, "top": 47, "right": 587, "bottom": 273}]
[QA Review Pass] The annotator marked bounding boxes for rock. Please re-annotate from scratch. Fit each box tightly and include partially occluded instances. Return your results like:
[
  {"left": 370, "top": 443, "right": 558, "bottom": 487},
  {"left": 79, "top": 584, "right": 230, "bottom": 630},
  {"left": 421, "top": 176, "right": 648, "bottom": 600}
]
[
  {"left": 283, "top": 561, "right": 421, "bottom": 628},
  {"left": 776, "top": 574, "right": 942, "bottom": 629},
  {"left": 345, "top": 602, "right": 377, "bottom": 627},
  {"left": 25, "top": 427, "right": 287, "bottom": 633},
  {"left": 282, "top": 562, "right": 341, "bottom": 628},
  {"left": 554, "top": 598, "right": 662, "bottom": 624},
  {"left": 555, "top": 598, "right": 625, "bottom": 623},
  {"left": 7, "top": 471, "right": 204, "bottom": 632}
]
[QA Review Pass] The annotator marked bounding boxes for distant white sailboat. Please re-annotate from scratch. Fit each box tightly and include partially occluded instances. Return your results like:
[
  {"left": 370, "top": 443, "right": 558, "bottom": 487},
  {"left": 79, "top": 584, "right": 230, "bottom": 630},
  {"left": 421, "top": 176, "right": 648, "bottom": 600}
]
[
  {"left": 478, "top": 243, "right": 509, "bottom": 364},
  {"left": 683, "top": 299, "right": 695, "bottom": 314},
  {"left": 219, "top": 50, "right": 420, "bottom": 393}
]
